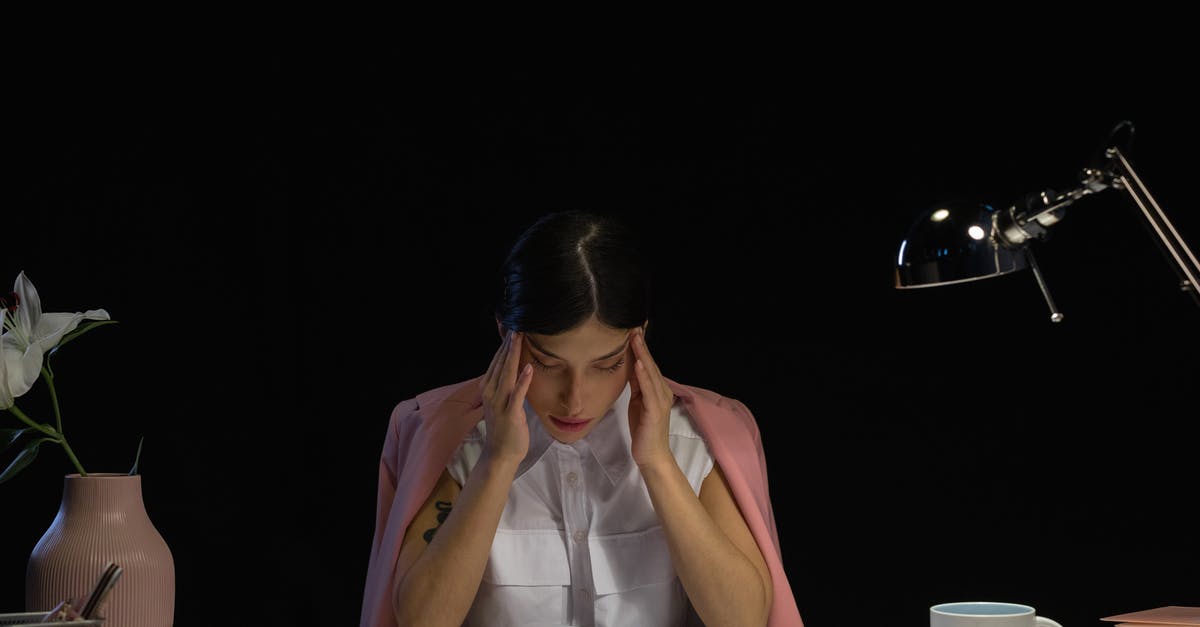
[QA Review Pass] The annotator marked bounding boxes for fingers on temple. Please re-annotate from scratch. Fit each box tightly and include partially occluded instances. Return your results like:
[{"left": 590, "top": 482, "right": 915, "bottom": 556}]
[
  {"left": 631, "top": 333, "right": 662, "bottom": 405},
  {"left": 511, "top": 359, "right": 534, "bottom": 410},
  {"left": 500, "top": 331, "right": 523, "bottom": 396},
  {"left": 634, "top": 357, "right": 660, "bottom": 414},
  {"left": 484, "top": 331, "right": 512, "bottom": 396},
  {"left": 634, "top": 330, "right": 661, "bottom": 379}
]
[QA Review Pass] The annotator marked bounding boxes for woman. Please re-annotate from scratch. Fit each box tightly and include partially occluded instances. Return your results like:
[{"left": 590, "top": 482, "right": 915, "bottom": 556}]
[{"left": 360, "top": 210, "right": 803, "bottom": 626}]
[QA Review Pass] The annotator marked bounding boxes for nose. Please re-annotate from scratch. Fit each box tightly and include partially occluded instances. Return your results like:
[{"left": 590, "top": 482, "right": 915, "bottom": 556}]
[{"left": 559, "top": 375, "right": 584, "bottom": 416}]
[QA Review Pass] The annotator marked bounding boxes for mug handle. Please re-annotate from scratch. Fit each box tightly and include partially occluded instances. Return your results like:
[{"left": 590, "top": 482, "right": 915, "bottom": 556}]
[{"left": 1036, "top": 617, "right": 1064, "bottom": 627}]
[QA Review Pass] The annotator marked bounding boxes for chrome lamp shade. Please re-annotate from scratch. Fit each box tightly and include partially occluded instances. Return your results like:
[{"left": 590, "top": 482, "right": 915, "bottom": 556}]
[{"left": 894, "top": 202, "right": 1027, "bottom": 289}]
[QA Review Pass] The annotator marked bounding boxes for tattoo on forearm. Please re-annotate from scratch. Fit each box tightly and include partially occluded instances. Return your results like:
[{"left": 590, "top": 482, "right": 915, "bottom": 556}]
[{"left": 422, "top": 501, "right": 453, "bottom": 543}]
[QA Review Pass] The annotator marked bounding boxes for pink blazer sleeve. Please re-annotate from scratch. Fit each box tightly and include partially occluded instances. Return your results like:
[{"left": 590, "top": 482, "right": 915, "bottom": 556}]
[
  {"left": 360, "top": 379, "right": 485, "bottom": 627},
  {"left": 668, "top": 380, "right": 805, "bottom": 627},
  {"left": 359, "top": 399, "right": 420, "bottom": 627}
]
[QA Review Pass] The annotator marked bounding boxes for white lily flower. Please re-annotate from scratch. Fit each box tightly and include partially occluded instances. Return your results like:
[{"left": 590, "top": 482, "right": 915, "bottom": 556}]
[{"left": 1, "top": 271, "right": 109, "bottom": 402}]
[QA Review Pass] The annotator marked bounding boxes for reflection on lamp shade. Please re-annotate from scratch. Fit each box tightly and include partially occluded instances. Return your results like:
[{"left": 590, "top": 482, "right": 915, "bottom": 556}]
[{"left": 895, "top": 202, "right": 1027, "bottom": 288}]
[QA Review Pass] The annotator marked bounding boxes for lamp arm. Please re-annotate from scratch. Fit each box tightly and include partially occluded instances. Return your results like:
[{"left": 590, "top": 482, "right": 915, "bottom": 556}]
[
  {"left": 1107, "top": 147, "right": 1200, "bottom": 309},
  {"left": 998, "top": 147, "right": 1200, "bottom": 311},
  {"left": 1020, "top": 168, "right": 1113, "bottom": 223},
  {"left": 998, "top": 168, "right": 1113, "bottom": 246}
]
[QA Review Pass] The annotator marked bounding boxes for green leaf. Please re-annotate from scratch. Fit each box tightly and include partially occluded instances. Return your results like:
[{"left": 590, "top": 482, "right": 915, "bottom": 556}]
[
  {"left": 129, "top": 436, "right": 145, "bottom": 475},
  {"left": 2, "top": 428, "right": 30, "bottom": 452},
  {"left": 0, "top": 437, "right": 57, "bottom": 484},
  {"left": 48, "top": 320, "right": 120, "bottom": 356}
]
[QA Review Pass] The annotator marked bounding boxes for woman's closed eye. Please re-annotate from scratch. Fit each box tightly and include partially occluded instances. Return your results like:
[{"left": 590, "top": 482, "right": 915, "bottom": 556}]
[{"left": 532, "top": 357, "right": 626, "bottom": 374}]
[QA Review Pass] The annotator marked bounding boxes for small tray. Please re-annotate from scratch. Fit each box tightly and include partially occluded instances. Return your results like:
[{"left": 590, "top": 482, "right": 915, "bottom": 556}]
[{"left": 0, "top": 612, "right": 104, "bottom": 626}]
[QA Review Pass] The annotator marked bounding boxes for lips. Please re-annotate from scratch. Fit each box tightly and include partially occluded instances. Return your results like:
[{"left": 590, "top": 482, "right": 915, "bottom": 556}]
[{"left": 549, "top": 415, "right": 592, "bottom": 432}]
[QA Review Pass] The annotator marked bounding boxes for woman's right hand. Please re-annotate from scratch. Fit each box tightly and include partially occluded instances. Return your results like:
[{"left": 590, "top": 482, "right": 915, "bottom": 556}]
[{"left": 479, "top": 330, "right": 534, "bottom": 465}]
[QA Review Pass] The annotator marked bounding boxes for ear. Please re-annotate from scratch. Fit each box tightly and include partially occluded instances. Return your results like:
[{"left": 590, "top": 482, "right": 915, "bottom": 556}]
[
  {"left": 495, "top": 316, "right": 506, "bottom": 340},
  {"left": 640, "top": 319, "right": 649, "bottom": 338}
]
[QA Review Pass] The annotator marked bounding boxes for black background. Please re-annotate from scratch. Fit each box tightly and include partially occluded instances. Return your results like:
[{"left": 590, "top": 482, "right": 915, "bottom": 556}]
[{"left": 4, "top": 39, "right": 1197, "bottom": 626}]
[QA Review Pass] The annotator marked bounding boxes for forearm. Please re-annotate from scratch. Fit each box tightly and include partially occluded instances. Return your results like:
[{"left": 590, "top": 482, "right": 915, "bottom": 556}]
[
  {"left": 640, "top": 459, "right": 769, "bottom": 627},
  {"left": 393, "top": 453, "right": 519, "bottom": 626}
]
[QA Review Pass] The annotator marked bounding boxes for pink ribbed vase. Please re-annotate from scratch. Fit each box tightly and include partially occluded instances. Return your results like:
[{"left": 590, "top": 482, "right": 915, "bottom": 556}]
[{"left": 26, "top": 473, "right": 175, "bottom": 626}]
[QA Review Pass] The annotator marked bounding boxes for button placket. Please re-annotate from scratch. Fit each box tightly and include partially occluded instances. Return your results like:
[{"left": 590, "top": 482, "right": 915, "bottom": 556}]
[{"left": 555, "top": 445, "right": 595, "bottom": 626}]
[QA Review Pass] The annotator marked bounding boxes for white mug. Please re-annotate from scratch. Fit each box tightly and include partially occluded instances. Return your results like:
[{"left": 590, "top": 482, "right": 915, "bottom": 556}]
[{"left": 931, "top": 601, "right": 1063, "bottom": 627}]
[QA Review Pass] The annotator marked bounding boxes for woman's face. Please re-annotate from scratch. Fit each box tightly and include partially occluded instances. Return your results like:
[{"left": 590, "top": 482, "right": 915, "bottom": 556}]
[{"left": 506, "top": 314, "right": 646, "bottom": 444}]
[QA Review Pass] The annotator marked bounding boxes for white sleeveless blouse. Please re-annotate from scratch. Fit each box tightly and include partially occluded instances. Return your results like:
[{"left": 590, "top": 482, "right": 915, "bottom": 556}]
[{"left": 445, "top": 381, "right": 715, "bottom": 627}]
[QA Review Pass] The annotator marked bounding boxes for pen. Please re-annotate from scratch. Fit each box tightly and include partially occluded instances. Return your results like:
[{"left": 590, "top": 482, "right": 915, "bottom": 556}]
[{"left": 80, "top": 562, "right": 123, "bottom": 619}]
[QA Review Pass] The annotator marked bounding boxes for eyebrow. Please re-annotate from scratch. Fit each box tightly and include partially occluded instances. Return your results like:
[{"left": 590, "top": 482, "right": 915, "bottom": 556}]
[{"left": 525, "top": 335, "right": 630, "bottom": 363}]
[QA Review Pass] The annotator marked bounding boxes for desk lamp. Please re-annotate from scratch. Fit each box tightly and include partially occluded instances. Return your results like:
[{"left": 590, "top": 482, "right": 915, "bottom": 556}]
[{"left": 894, "top": 121, "right": 1199, "bottom": 321}]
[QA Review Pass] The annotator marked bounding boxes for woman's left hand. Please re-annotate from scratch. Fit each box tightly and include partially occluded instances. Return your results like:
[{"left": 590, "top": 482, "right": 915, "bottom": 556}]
[{"left": 627, "top": 327, "right": 675, "bottom": 468}]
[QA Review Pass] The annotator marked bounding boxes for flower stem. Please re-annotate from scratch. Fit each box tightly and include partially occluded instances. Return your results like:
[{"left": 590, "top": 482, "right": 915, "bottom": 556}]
[
  {"left": 59, "top": 439, "right": 88, "bottom": 477},
  {"left": 5, "top": 405, "right": 59, "bottom": 437},
  {"left": 41, "top": 366, "right": 65, "bottom": 435},
  {"left": 6, "top": 405, "right": 85, "bottom": 475},
  {"left": 15, "top": 367, "right": 88, "bottom": 478}
]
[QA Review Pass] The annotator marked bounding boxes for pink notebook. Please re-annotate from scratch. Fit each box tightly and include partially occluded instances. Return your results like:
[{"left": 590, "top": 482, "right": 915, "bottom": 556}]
[{"left": 1102, "top": 607, "right": 1200, "bottom": 626}]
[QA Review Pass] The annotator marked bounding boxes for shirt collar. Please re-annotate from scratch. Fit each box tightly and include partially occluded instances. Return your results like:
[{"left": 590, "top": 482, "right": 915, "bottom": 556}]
[{"left": 517, "top": 382, "right": 633, "bottom": 485}]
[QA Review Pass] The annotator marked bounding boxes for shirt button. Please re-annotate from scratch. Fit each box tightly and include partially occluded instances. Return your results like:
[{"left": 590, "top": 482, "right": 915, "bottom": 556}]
[
  {"left": 573, "top": 529, "right": 587, "bottom": 543},
  {"left": 565, "top": 471, "right": 579, "bottom": 486}
]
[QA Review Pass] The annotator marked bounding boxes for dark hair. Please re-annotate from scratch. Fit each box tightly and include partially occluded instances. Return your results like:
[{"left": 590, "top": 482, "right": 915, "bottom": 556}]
[{"left": 494, "top": 210, "right": 652, "bottom": 336}]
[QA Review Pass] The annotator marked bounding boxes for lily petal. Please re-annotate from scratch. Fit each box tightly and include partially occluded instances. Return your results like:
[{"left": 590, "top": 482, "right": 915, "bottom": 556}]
[
  {"left": 1, "top": 336, "right": 43, "bottom": 399},
  {"left": 0, "top": 311, "right": 11, "bottom": 410},
  {"left": 33, "top": 310, "right": 111, "bottom": 352},
  {"left": 12, "top": 271, "right": 42, "bottom": 341}
]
